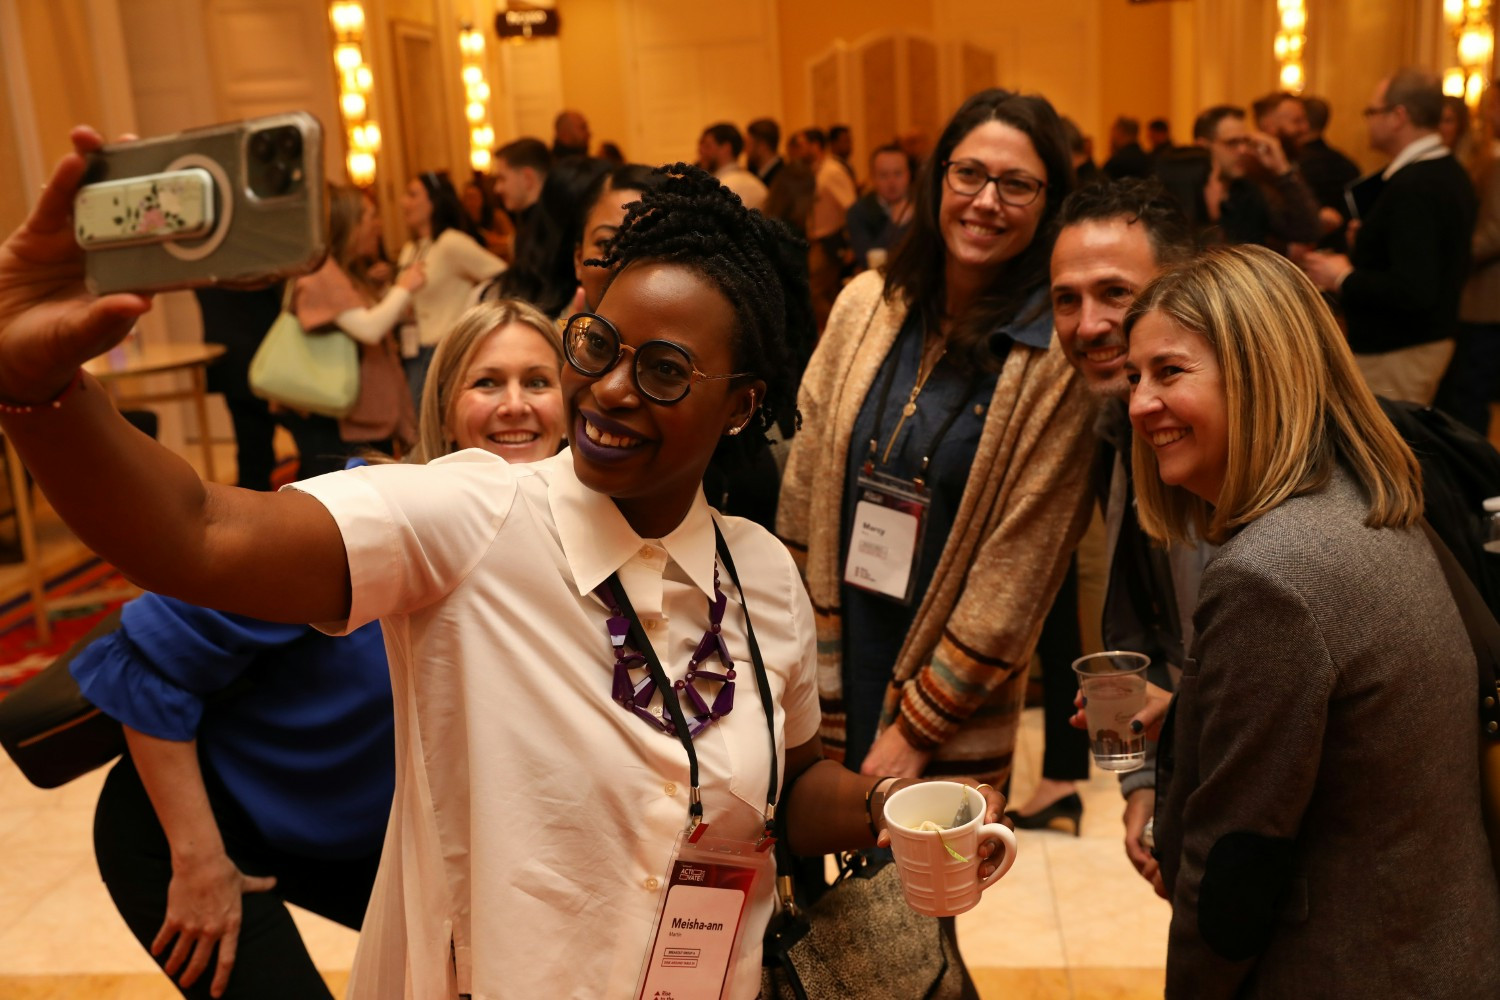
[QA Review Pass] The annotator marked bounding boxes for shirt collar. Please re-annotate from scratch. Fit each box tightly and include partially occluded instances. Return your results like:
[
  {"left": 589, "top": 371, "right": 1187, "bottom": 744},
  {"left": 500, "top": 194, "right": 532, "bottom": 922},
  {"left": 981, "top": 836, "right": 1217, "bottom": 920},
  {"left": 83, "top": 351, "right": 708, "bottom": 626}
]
[
  {"left": 547, "top": 449, "right": 719, "bottom": 601},
  {"left": 995, "top": 285, "right": 1055, "bottom": 351},
  {"left": 1382, "top": 133, "right": 1448, "bottom": 180}
]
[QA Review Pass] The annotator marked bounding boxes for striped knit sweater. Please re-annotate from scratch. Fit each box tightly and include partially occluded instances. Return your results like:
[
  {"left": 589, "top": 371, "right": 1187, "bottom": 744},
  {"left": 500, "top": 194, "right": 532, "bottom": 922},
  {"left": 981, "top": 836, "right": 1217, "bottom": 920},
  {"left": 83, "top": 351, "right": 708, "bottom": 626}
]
[{"left": 777, "top": 271, "right": 1096, "bottom": 785}]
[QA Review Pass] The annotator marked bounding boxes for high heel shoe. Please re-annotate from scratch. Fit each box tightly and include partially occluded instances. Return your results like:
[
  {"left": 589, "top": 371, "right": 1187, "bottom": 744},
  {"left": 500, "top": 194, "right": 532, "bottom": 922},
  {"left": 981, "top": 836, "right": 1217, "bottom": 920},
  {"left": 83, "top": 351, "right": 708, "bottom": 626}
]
[{"left": 1005, "top": 793, "right": 1083, "bottom": 836}]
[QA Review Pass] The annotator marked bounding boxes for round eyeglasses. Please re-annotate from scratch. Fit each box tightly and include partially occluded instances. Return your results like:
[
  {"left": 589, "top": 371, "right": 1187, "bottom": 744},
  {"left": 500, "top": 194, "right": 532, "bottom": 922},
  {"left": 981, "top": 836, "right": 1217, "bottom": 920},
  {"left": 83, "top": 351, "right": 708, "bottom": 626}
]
[
  {"left": 942, "top": 159, "right": 1047, "bottom": 207},
  {"left": 562, "top": 312, "right": 754, "bottom": 404}
]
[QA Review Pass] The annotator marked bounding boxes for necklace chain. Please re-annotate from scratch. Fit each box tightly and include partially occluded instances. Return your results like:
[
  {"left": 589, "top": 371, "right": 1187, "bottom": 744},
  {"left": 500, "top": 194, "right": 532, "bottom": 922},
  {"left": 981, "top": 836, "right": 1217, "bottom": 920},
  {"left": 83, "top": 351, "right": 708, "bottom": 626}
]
[
  {"left": 880, "top": 333, "right": 948, "bottom": 465},
  {"left": 597, "top": 565, "right": 736, "bottom": 739}
]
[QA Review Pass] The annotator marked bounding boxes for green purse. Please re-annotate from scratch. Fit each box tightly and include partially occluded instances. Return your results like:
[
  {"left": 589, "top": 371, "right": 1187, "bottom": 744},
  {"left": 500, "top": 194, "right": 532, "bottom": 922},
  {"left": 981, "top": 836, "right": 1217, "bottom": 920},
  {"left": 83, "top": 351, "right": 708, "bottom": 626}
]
[{"left": 248, "top": 282, "right": 359, "bottom": 418}]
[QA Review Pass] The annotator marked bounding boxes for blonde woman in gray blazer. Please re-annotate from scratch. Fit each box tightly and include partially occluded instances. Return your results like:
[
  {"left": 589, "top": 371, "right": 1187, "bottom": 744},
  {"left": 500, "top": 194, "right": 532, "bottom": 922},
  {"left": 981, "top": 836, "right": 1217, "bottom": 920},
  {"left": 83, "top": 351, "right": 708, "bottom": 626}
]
[{"left": 1123, "top": 244, "right": 1500, "bottom": 998}]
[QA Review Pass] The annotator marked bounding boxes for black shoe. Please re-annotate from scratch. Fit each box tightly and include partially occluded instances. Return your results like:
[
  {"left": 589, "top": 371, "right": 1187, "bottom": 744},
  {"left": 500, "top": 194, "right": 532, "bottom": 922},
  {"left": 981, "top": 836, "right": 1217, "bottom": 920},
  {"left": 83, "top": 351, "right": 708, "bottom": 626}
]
[{"left": 1005, "top": 792, "right": 1083, "bottom": 836}]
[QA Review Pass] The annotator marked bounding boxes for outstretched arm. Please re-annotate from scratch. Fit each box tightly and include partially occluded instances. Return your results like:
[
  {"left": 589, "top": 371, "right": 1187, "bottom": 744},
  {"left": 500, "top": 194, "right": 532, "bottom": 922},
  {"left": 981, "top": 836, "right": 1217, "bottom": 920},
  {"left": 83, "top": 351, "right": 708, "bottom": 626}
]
[{"left": 0, "top": 126, "right": 350, "bottom": 623}]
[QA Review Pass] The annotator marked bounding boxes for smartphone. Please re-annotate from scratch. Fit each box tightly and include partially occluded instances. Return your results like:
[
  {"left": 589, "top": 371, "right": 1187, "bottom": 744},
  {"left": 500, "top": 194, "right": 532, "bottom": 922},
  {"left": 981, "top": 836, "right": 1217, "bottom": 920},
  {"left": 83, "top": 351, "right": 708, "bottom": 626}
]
[{"left": 76, "top": 112, "right": 327, "bottom": 294}]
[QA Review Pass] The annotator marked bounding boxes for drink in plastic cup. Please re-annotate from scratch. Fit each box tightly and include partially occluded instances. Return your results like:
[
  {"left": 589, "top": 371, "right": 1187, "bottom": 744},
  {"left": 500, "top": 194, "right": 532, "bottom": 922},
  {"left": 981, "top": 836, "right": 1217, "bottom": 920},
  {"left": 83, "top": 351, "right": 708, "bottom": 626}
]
[
  {"left": 883, "top": 781, "right": 1018, "bottom": 917},
  {"left": 865, "top": 247, "right": 889, "bottom": 270},
  {"left": 1072, "top": 651, "right": 1150, "bottom": 772}
]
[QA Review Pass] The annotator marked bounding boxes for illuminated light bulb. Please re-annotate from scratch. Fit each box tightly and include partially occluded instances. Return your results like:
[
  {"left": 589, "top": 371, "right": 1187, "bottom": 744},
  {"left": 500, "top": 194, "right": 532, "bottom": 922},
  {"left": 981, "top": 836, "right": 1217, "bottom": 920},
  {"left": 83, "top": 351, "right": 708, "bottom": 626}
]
[
  {"left": 475, "top": 82, "right": 490, "bottom": 102},
  {"left": 1446, "top": 0, "right": 1466, "bottom": 18},
  {"left": 467, "top": 101, "right": 485, "bottom": 123},
  {"left": 1469, "top": 72, "right": 1486, "bottom": 106},
  {"left": 463, "top": 65, "right": 482, "bottom": 85},
  {"left": 1459, "top": 28, "right": 1492, "bottom": 65},
  {"left": 340, "top": 92, "right": 366, "bottom": 119},
  {"left": 471, "top": 149, "right": 492, "bottom": 172},
  {"left": 472, "top": 126, "right": 495, "bottom": 148},
  {"left": 1274, "top": 35, "right": 1289, "bottom": 60},
  {"left": 1288, "top": 33, "right": 1304, "bottom": 52},
  {"left": 1446, "top": 68, "right": 1468, "bottom": 97},
  {"left": 1280, "top": 62, "right": 1303, "bottom": 91},
  {"left": 335, "top": 43, "right": 362, "bottom": 72},
  {"left": 362, "top": 122, "right": 381, "bottom": 151},
  {"left": 331, "top": 3, "right": 365, "bottom": 35},
  {"left": 354, "top": 65, "right": 373, "bottom": 92},
  {"left": 348, "top": 151, "right": 376, "bottom": 187},
  {"left": 1281, "top": 6, "right": 1306, "bottom": 31}
]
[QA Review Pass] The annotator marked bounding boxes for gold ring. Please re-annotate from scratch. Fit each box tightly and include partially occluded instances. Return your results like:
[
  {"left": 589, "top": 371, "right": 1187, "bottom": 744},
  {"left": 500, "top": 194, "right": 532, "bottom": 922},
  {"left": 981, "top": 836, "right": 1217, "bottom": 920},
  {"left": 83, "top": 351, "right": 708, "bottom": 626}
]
[{"left": 976, "top": 783, "right": 993, "bottom": 792}]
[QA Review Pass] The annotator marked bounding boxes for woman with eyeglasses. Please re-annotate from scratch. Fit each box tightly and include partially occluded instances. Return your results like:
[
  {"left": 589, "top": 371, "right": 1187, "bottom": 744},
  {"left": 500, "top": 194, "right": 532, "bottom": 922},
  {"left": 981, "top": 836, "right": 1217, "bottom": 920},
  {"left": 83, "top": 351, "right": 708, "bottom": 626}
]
[
  {"left": 779, "top": 89, "right": 1096, "bottom": 808},
  {"left": 397, "top": 171, "right": 506, "bottom": 412},
  {"left": 0, "top": 137, "right": 1012, "bottom": 999}
]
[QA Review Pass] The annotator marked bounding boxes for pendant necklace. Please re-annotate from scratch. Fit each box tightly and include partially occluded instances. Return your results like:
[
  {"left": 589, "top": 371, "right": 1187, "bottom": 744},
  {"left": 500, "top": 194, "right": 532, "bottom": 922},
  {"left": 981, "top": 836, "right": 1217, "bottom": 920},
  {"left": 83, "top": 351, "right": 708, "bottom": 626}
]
[
  {"left": 881, "top": 330, "right": 948, "bottom": 465},
  {"left": 595, "top": 566, "right": 736, "bottom": 738}
]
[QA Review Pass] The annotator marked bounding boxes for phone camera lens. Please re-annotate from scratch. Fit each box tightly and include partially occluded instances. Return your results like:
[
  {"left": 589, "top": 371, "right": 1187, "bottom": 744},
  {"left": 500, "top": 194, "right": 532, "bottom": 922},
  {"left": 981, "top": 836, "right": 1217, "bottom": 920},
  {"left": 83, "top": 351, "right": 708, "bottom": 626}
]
[
  {"left": 250, "top": 132, "right": 274, "bottom": 161},
  {"left": 277, "top": 128, "right": 302, "bottom": 158},
  {"left": 265, "top": 161, "right": 292, "bottom": 194}
]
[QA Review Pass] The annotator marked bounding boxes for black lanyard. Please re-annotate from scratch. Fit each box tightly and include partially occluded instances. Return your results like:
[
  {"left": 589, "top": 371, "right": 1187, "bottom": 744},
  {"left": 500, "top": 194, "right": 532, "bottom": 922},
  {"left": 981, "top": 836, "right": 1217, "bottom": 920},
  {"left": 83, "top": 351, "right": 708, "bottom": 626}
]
[
  {"left": 601, "top": 522, "right": 779, "bottom": 837},
  {"left": 867, "top": 328, "right": 982, "bottom": 485}
]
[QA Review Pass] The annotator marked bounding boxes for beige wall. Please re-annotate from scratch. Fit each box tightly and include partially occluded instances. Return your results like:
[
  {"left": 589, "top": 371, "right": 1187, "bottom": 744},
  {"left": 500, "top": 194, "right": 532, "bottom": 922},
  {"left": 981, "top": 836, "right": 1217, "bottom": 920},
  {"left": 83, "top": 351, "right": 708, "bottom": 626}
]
[{"left": 557, "top": 0, "right": 630, "bottom": 153}]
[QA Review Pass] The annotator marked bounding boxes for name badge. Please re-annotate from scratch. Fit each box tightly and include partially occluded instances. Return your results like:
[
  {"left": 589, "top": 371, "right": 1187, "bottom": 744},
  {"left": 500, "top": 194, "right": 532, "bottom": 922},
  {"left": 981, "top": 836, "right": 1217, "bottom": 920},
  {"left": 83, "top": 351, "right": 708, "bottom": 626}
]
[
  {"left": 843, "top": 472, "right": 931, "bottom": 605},
  {"left": 637, "top": 827, "right": 772, "bottom": 1000}
]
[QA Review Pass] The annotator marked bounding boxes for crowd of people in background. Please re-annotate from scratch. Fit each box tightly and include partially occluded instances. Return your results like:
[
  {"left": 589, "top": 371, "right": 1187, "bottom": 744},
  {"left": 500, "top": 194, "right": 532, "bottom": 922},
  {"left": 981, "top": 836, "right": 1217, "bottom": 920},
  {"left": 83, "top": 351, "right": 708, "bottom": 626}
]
[{"left": 4, "top": 60, "right": 1500, "bottom": 1000}]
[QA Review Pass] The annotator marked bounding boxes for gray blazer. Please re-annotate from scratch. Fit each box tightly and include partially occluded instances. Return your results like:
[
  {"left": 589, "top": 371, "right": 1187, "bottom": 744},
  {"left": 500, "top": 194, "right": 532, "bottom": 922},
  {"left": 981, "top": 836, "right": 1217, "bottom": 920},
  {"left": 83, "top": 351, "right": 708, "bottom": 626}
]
[{"left": 1155, "top": 469, "right": 1500, "bottom": 998}]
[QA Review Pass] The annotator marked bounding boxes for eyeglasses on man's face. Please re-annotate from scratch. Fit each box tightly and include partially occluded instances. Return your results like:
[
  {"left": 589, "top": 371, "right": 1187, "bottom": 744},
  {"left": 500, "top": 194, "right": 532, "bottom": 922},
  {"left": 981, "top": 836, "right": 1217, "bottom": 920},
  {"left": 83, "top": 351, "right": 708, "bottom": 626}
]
[
  {"left": 941, "top": 159, "right": 1047, "bottom": 207},
  {"left": 562, "top": 312, "right": 753, "bottom": 405}
]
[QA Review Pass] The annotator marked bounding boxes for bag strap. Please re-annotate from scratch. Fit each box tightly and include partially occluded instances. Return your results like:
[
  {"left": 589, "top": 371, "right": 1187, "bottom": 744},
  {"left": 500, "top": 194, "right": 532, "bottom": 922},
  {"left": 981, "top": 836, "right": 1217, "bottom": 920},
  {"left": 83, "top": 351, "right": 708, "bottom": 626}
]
[{"left": 1419, "top": 520, "right": 1500, "bottom": 740}]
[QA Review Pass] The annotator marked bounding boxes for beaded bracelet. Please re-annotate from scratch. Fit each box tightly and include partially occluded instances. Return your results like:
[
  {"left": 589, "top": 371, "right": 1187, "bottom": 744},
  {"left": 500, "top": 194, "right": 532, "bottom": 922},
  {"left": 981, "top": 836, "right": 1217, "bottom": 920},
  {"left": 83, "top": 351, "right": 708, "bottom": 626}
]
[
  {"left": 864, "top": 775, "right": 897, "bottom": 838},
  {"left": 0, "top": 370, "right": 82, "bottom": 415}
]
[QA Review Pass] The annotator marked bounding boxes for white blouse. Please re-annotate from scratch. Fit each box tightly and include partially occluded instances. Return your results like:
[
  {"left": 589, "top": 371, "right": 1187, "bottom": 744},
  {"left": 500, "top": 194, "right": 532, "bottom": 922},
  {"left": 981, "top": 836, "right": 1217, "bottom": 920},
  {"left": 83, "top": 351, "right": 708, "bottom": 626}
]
[
  {"left": 398, "top": 228, "right": 506, "bottom": 348},
  {"left": 291, "top": 449, "right": 820, "bottom": 1000}
]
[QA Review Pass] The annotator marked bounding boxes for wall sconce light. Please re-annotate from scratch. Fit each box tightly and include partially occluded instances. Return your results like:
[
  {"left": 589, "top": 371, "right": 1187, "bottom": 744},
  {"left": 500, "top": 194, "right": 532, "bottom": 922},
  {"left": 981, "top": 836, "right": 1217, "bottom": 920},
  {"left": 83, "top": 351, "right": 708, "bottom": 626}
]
[
  {"left": 1444, "top": 0, "right": 1494, "bottom": 113},
  {"left": 459, "top": 24, "right": 495, "bottom": 173},
  {"left": 1275, "top": 0, "right": 1307, "bottom": 94},
  {"left": 330, "top": 2, "right": 380, "bottom": 187}
]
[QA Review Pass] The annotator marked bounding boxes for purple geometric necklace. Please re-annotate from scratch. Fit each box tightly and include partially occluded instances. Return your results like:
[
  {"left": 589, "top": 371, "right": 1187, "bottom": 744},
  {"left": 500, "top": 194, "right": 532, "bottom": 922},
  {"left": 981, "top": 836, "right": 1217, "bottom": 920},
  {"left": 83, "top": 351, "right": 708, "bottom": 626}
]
[{"left": 594, "top": 565, "right": 736, "bottom": 738}]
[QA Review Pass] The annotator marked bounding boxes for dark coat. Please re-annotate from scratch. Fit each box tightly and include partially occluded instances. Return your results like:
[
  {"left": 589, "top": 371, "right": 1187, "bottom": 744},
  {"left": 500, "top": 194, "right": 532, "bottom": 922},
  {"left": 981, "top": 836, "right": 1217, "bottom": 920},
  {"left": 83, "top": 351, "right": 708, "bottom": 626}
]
[
  {"left": 1155, "top": 470, "right": 1500, "bottom": 999},
  {"left": 1341, "top": 153, "right": 1477, "bottom": 354}
]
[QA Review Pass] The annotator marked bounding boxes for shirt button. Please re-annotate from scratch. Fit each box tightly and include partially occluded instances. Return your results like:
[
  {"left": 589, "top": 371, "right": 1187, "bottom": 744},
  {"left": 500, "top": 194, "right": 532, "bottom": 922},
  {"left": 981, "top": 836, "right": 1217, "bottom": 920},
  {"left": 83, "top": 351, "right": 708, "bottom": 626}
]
[
  {"left": 639, "top": 545, "right": 655, "bottom": 558},
  {"left": 664, "top": 782, "right": 677, "bottom": 796},
  {"left": 645, "top": 876, "right": 660, "bottom": 890}
]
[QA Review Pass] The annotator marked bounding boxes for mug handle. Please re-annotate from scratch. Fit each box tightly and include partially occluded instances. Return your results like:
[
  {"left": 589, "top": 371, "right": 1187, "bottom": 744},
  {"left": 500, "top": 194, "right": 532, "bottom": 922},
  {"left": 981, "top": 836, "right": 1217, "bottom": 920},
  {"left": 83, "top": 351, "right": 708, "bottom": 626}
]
[{"left": 975, "top": 822, "right": 1018, "bottom": 889}]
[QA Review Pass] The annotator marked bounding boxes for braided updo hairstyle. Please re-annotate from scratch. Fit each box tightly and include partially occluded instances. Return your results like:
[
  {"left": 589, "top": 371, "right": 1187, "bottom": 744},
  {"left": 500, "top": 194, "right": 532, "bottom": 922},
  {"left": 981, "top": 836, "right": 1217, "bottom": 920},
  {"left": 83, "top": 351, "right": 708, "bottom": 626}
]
[{"left": 589, "top": 163, "right": 812, "bottom": 452}]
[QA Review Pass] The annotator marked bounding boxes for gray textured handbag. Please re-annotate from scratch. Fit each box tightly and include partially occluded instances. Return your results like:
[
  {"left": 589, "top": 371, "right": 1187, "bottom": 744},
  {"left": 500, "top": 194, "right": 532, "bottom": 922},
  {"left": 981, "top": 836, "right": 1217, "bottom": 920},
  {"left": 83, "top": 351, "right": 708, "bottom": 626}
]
[{"left": 761, "top": 849, "right": 972, "bottom": 1000}]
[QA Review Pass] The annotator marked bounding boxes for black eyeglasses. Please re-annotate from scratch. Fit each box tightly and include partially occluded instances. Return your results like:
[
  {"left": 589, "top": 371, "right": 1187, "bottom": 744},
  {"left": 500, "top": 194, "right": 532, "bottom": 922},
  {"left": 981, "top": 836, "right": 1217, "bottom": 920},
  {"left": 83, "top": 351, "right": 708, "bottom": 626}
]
[
  {"left": 942, "top": 159, "right": 1047, "bottom": 207},
  {"left": 562, "top": 312, "right": 754, "bottom": 404}
]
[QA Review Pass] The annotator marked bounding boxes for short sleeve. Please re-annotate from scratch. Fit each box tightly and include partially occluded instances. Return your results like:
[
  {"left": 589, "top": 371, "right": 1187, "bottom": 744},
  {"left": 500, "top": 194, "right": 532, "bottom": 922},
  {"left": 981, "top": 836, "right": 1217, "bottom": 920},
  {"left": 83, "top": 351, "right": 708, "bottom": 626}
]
[
  {"left": 286, "top": 451, "right": 521, "bottom": 633},
  {"left": 780, "top": 552, "right": 822, "bottom": 748}
]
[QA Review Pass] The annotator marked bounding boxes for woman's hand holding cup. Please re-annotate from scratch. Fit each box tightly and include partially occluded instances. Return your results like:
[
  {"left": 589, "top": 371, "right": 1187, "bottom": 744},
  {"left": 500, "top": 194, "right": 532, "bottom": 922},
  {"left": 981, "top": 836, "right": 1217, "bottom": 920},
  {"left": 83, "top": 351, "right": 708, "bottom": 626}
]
[{"left": 878, "top": 779, "right": 1019, "bottom": 916}]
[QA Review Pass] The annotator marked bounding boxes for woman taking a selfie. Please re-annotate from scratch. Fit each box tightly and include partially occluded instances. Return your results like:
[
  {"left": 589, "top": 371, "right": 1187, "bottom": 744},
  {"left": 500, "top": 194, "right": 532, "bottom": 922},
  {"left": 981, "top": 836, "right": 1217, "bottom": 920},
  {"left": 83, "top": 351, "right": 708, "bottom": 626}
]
[
  {"left": 0, "top": 133, "right": 1009, "bottom": 999},
  {"left": 78, "top": 299, "right": 568, "bottom": 1000},
  {"left": 779, "top": 89, "right": 1095, "bottom": 793},
  {"left": 1123, "top": 244, "right": 1500, "bottom": 996}
]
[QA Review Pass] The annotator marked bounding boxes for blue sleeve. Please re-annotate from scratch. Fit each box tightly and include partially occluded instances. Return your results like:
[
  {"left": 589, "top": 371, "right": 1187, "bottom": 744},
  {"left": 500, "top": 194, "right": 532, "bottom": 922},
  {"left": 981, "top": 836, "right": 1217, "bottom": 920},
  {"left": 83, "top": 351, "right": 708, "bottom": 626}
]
[{"left": 70, "top": 593, "right": 313, "bottom": 742}]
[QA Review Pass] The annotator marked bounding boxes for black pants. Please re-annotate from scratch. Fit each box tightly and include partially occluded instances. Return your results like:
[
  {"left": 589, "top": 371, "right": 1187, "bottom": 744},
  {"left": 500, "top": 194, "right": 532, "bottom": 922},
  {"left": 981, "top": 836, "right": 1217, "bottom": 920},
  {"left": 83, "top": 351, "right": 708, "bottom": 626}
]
[
  {"left": 1035, "top": 555, "right": 1090, "bottom": 782},
  {"left": 275, "top": 412, "right": 355, "bottom": 481},
  {"left": 94, "top": 755, "right": 380, "bottom": 1000},
  {"left": 223, "top": 394, "right": 279, "bottom": 491}
]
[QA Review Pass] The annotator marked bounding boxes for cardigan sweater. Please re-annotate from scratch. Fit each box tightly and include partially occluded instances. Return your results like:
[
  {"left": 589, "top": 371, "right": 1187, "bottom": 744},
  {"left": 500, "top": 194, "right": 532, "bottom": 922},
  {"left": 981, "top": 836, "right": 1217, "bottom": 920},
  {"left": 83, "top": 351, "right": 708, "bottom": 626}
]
[{"left": 777, "top": 270, "right": 1096, "bottom": 783}]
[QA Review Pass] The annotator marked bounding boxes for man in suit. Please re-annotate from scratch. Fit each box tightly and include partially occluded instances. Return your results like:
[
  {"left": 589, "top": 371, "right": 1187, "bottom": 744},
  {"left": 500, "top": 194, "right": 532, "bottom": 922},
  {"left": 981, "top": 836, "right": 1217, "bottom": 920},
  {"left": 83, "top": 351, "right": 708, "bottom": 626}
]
[
  {"left": 746, "top": 118, "right": 783, "bottom": 188},
  {"left": 1301, "top": 68, "right": 1478, "bottom": 405},
  {"left": 1104, "top": 116, "right": 1151, "bottom": 180}
]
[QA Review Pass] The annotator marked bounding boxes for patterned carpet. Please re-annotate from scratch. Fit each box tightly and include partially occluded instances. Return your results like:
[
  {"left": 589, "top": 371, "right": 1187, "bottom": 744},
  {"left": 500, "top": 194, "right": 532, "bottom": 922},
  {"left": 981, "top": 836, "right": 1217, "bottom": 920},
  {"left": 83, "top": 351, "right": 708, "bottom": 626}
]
[{"left": 0, "top": 561, "right": 130, "bottom": 697}]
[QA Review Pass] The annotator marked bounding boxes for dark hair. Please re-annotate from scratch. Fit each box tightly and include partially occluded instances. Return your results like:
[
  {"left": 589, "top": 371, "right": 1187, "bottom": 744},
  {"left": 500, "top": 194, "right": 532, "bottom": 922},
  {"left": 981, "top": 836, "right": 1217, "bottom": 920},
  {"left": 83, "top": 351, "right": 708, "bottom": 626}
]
[
  {"left": 882, "top": 88, "right": 1075, "bottom": 370},
  {"left": 593, "top": 164, "right": 813, "bottom": 450},
  {"left": 1251, "top": 91, "right": 1297, "bottom": 123},
  {"left": 1113, "top": 116, "right": 1140, "bottom": 139},
  {"left": 1147, "top": 118, "right": 1170, "bottom": 133},
  {"left": 578, "top": 163, "right": 665, "bottom": 236},
  {"left": 799, "top": 127, "right": 827, "bottom": 149},
  {"left": 417, "top": 171, "right": 479, "bottom": 242},
  {"left": 1442, "top": 94, "right": 1471, "bottom": 142},
  {"left": 829, "top": 124, "right": 851, "bottom": 143},
  {"left": 1302, "top": 96, "right": 1331, "bottom": 133},
  {"left": 702, "top": 123, "right": 745, "bottom": 159},
  {"left": 497, "top": 137, "right": 552, "bottom": 175},
  {"left": 464, "top": 171, "right": 498, "bottom": 232},
  {"left": 1054, "top": 177, "right": 1192, "bottom": 268},
  {"left": 1192, "top": 105, "right": 1245, "bottom": 142},
  {"left": 1059, "top": 116, "right": 1088, "bottom": 156},
  {"left": 747, "top": 118, "right": 780, "bottom": 151},
  {"left": 1387, "top": 68, "right": 1444, "bottom": 129},
  {"left": 484, "top": 156, "right": 611, "bottom": 316}
]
